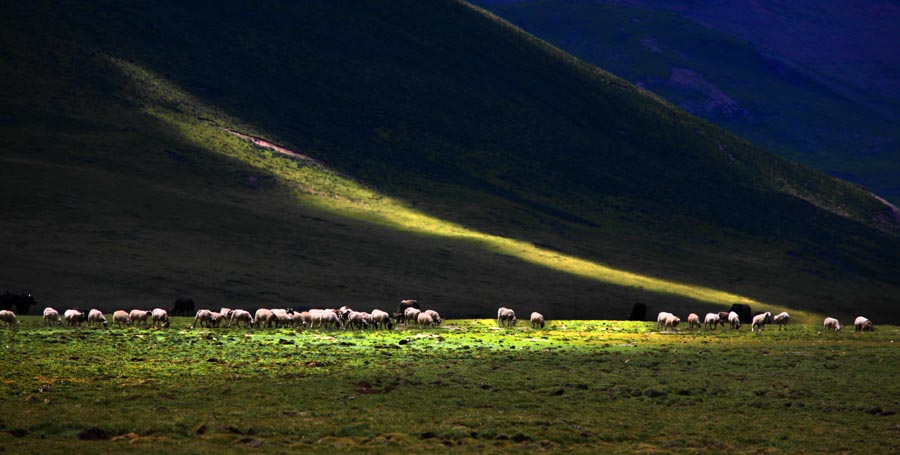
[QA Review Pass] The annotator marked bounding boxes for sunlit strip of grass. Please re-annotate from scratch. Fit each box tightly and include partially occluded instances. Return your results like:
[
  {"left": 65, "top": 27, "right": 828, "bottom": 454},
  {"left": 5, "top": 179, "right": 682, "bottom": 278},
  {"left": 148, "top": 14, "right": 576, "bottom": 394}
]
[{"left": 111, "top": 57, "right": 808, "bottom": 317}]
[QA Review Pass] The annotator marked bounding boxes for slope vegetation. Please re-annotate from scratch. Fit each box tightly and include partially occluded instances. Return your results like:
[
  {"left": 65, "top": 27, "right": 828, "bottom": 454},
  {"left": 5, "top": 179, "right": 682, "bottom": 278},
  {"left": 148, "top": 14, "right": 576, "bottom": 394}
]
[
  {"left": 472, "top": 0, "right": 900, "bottom": 204},
  {"left": 1, "top": 0, "right": 898, "bottom": 321}
]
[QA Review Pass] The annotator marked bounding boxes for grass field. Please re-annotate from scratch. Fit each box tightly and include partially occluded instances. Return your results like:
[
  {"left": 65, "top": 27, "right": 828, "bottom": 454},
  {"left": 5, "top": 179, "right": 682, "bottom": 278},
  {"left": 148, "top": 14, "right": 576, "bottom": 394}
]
[{"left": 2, "top": 317, "right": 897, "bottom": 454}]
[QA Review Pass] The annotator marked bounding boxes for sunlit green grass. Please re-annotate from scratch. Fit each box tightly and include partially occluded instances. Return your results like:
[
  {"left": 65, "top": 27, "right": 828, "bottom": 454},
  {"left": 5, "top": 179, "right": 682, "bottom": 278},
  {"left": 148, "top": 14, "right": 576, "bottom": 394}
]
[
  {"left": 109, "top": 58, "right": 811, "bottom": 318},
  {"left": 2, "top": 317, "right": 898, "bottom": 454}
]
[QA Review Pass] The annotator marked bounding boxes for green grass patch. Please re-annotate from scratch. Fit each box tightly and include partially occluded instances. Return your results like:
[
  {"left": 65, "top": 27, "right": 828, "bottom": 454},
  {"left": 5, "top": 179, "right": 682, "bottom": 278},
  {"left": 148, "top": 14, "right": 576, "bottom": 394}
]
[{"left": 1, "top": 317, "right": 898, "bottom": 453}]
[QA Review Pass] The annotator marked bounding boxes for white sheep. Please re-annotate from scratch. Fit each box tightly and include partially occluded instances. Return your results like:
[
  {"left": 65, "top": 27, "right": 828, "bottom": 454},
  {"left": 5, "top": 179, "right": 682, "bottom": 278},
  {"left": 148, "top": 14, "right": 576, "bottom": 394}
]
[
  {"left": 687, "top": 313, "right": 700, "bottom": 329},
  {"left": 0, "top": 310, "right": 17, "bottom": 327},
  {"left": 661, "top": 314, "right": 680, "bottom": 331},
  {"left": 728, "top": 311, "right": 741, "bottom": 330},
  {"left": 308, "top": 309, "right": 325, "bottom": 328},
  {"left": 424, "top": 309, "right": 442, "bottom": 326},
  {"left": 823, "top": 317, "right": 841, "bottom": 331},
  {"left": 190, "top": 309, "right": 214, "bottom": 329},
  {"left": 151, "top": 308, "right": 170, "bottom": 328},
  {"left": 271, "top": 309, "right": 294, "bottom": 328},
  {"left": 854, "top": 316, "right": 874, "bottom": 332},
  {"left": 530, "top": 312, "right": 545, "bottom": 329},
  {"left": 751, "top": 312, "right": 772, "bottom": 332},
  {"left": 227, "top": 309, "right": 254, "bottom": 328},
  {"left": 320, "top": 309, "right": 341, "bottom": 329},
  {"left": 209, "top": 312, "right": 223, "bottom": 328},
  {"left": 371, "top": 309, "right": 392, "bottom": 329},
  {"left": 113, "top": 310, "right": 131, "bottom": 328},
  {"left": 64, "top": 309, "right": 85, "bottom": 327},
  {"left": 773, "top": 312, "right": 790, "bottom": 330},
  {"left": 657, "top": 312, "right": 674, "bottom": 330},
  {"left": 404, "top": 307, "right": 422, "bottom": 325},
  {"left": 219, "top": 308, "right": 233, "bottom": 322},
  {"left": 346, "top": 311, "right": 369, "bottom": 329},
  {"left": 417, "top": 311, "right": 436, "bottom": 328},
  {"left": 497, "top": 307, "right": 516, "bottom": 327},
  {"left": 87, "top": 309, "right": 108, "bottom": 328},
  {"left": 129, "top": 309, "right": 151, "bottom": 327},
  {"left": 292, "top": 311, "right": 311, "bottom": 328},
  {"left": 43, "top": 307, "right": 62, "bottom": 327},
  {"left": 308, "top": 309, "right": 340, "bottom": 329},
  {"left": 704, "top": 313, "right": 720, "bottom": 330},
  {"left": 254, "top": 308, "right": 276, "bottom": 328}
]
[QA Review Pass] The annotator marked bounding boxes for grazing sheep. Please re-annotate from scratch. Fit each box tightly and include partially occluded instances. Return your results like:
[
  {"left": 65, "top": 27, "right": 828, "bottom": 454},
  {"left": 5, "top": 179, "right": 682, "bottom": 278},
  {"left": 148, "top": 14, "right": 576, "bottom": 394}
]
[
  {"left": 417, "top": 311, "right": 436, "bottom": 328},
  {"left": 113, "top": 310, "right": 131, "bottom": 328},
  {"left": 404, "top": 307, "right": 422, "bottom": 325},
  {"left": 717, "top": 311, "right": 730, "bottom": 323},
  {"left": 397, "top": 299, "right": 420, "bottom": 315},
  {"left": 271, "top": 308, "right": 295, "bottom": 328},
  {"left": 728, "top": 311, "right": 741, "bottom": 330},
  {"left": 773, "top": 312, "right": 790, "bottom": 330},
  {"left": 308, "top": 309, "right": 326, "bottom": 328},
  {"left": 657, "top": 312, "right": 674, "bottom": 330},
  {"left": 704, "top": 313, "right": 720, "bottom": 330},
  {"left": 371, "top": 309, "right": 392, "bottom": 329},
  {"left": 497, "top": 307, "right": 516, "bottom": 327},
  {"left": 219, "top": 308, "right": 233, "bottom": 322},
  {"left": 43, "top": 307, "right": 63, "bottom": 327},
  {"left": 346, "top": 311, "right": 370, "bottom": 330},
  {"left": 254, "top": 308, "right": 276, "bottom": 328},
  {"left": 337, "top": 306, "right": 354, "bottom": 326},
  {"left": 64, "top": 309, "right": 85, "bottom": 327},
  {"left": 293, "top": 311, "right": 311, "bottom": 328},
  {"left": 530, "top": 312, "right": 545, "bottom": 329},
  {"left": 687, "top": 313, "right": 700, "bottom": 329},
  {"left": 308, "top": 309, "right": 340, "bottom": 329},
  {"left": 320, "top": 309, "right": 341, "bottom": 329},
  {"left": 823, "top": 317, "right": 841, "bottom": 331},
  {"left": 751, "top": 312, "right": 772, "bottom": 332},
  {"left": 661, "top": 314, "right": 680, "bottom": 331},
  {"left": 227, "top": 309, "right": 254, "bottom": 328},
  {"left": 87, "top": 309, "right": 108, "bottom": 328},
  {"left": 151, "top": 308, "right": 170, "bottom": 328},
  {"left": 190, "top": 309, "right": 215, "bottom": 329},
  {"left": 854, "top": 316, "right": 875, "bottom": 332},
  {"left": 0, "top": 309, "right": 17, "bottom": 327},
  {"left": 208, "top": 312, "right": 223, "bottom": 328},
  {"left": 423, "top": 309, "right": 442, "bottom": 326},
  {"left": 129, "top": 309, "right": 151, "bottom": 327}
]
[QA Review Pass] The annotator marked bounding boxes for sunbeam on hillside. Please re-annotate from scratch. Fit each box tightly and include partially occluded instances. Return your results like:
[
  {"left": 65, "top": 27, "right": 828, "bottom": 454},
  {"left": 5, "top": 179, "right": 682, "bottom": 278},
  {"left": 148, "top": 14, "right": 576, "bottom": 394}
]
[{"left": 108, "top": 57, "right": 819, "bottom": 319}]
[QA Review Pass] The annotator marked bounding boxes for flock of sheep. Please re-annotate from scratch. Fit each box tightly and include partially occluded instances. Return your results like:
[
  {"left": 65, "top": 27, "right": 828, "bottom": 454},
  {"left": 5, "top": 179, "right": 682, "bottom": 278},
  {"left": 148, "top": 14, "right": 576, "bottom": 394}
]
[
  {"left": 18, "top": 300, "right": 446, "bottom": 331},
  {"left": 0, "top": 303, "right": 877, "bottom": 334},
  {"left": 656, "top": 310, "right": 876, "bottom": 333}
]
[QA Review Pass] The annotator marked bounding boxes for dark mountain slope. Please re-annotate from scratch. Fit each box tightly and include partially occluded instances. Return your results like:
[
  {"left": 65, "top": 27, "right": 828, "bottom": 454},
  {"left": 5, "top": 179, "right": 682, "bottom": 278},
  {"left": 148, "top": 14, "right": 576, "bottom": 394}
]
[
  {"left": 472, "top": 0, "right": 900, "bottom": 205},
  {"left": 1, "top": 0, "right": 898, "bottom": 321}
]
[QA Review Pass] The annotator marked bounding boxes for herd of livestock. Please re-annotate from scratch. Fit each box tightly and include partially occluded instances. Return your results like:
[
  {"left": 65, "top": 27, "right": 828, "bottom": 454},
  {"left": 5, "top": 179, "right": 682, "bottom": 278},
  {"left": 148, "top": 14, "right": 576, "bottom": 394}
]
[
  {"left": 0, "top": 293, "right": 878, "bottom": 333},
  {"left": 654, "top": 309, "right": 875, "bottom": 333}
]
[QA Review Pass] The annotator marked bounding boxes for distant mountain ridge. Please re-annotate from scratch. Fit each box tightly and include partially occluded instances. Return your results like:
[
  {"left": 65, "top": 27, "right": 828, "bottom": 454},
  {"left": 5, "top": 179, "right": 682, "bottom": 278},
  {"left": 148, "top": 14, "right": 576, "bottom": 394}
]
[
  {"left": 1, "top": 0, "right": 898, "bottom": 322},
  {"left": 472, "top": 0, "right": 900, "bottom": 205}
]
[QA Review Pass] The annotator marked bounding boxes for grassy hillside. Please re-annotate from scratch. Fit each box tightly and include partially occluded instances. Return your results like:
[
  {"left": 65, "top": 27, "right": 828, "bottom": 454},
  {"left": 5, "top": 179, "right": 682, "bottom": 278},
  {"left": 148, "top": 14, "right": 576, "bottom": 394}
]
[
  {"left": 1, "top": 0, "right": 899, "bottom": 322},
  {"left": 471, "top": 0, "right": 900, "bottom": 205}
]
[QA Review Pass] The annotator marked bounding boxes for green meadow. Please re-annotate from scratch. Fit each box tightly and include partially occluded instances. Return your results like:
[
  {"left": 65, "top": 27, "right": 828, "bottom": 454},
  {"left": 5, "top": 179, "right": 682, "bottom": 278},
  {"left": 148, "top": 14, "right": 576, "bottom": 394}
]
[{"left": 2, "top": 318, "right": 897, "bottom": 454}]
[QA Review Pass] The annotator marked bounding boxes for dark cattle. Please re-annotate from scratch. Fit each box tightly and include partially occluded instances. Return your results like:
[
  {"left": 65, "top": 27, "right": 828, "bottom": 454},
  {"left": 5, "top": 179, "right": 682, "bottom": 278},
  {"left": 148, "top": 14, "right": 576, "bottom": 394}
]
[
  {"left": 730, "top": 304, "right": 753, "bottom": 324},
  {"left": 627, "top": 303, "right": 647, "bottom": 321},
  {"left": 171, "top": 297, "right": 195, "bottom": 317},
  {"left": 0, "top": 292, "right": 36, "bottom": 315}
]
